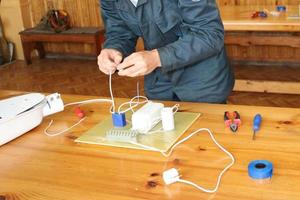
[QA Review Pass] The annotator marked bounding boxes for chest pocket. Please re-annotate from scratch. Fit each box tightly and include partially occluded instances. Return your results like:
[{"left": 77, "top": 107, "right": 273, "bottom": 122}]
[
  {"left": 153, "top": 5, "right": 183, "bottom": 45},
  {"left": 115, "top": 1, "right": 142, "bottom": 36}
]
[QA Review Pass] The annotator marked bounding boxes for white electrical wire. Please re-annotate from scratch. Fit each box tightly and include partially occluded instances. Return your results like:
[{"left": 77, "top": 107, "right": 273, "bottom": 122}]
[
  {"left": 131, "top": 128, "right": 234, "bottom": 193},
  {"left": 44, "top": 73, "right": 114, "bottom": 137},
  {"left": 118, "top": 95, "right": 148, "bottom": 113},
  {"left": 44, "top": 117, "right": 87, "bottom": 137},
  {"left": 109, "top": 71, "right": 116, "bottom": 113},
  {"left": 44, "top": 98, "right": 113, "bottom": 137},
  {"left": 64, "top": 99, "right": 112, "bottom": 107},
  {"left": 43, "top": 69, "right": 146, "bottom": 136}
]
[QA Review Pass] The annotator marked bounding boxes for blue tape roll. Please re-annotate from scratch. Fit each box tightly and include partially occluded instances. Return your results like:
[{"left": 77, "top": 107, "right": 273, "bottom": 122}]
[
  {"left": 248, "top": 160, "right": 273, "bottom": 179},
  {"left": 276, "top": 5, "right": 286, "bottom": 12}
]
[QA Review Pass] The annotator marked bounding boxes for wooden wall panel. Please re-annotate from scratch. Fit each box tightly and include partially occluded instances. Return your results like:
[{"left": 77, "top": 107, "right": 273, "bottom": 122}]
[
  {"left": 19, "top": 0, "right": 300, "bottom": 62},
  {"left": 20, "top": 0, "right": 103, "bottom": 56},
  {"left": 226, "top": 45, "right": 300, "bottom": 62}
]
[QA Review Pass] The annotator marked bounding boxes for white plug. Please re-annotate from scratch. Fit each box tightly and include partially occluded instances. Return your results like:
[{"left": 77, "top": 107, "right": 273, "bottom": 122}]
[
  {"left": 163, "top": 168, "right": 180, "bottom": 185},
  {"left": 43, "top": 93, "right": 64, "bottom": 117}
]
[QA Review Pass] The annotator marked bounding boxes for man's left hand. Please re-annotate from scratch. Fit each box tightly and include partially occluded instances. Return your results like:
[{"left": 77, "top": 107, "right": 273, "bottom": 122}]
[{"left": 117, "top": 50, "right": 161, "bottom": 77}]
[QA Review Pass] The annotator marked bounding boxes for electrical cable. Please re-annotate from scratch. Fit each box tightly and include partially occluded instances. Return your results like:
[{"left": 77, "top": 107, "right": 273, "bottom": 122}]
[
  {"left": 64, "top": 99, "right": 112, "bottom": 107},
  {"left": 44, "top": 98, "right": 112, "bottom": 137},
  {"left": 109, "top": 71, "right": 116, "bottom": 113},
  {"left": 44, "top": 117, "right": 87, "bottom": 137},
  {"left": 43, "top": 68, "right": 234, "bottom": 193},
  {"left": 131, "top": 128, "right": 235, "bottom": 193},
  {"left": 43, "top": 70, "right": 146, "bottom": 136},
  {"left": 118, "top": 95, "right": 148, "bottom": 113}
]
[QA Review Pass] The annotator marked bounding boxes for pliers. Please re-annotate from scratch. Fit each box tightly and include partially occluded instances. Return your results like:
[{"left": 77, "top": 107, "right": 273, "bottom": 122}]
[{"left": 224, "top": 111, "right": 242, "bottom": 132}]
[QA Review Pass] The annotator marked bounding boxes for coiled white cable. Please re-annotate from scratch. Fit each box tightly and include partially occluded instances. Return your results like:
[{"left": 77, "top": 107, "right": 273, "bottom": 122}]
[
  {"left": 44, "top": 71, "right": 147, "bottom": 136},
  {"left": 131, "top": 128, "right": 235, "bottom": 193},
  {"left": 44, "top": 73, "right": 115, "bottom": 137}
]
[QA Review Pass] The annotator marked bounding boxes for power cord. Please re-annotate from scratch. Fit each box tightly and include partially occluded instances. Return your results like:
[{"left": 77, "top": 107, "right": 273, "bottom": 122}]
[
  {"left": 132, "top": 128, "right": 235, "bottom": 193},
  {"left": 44, "top": 71, "right": 148, "bottom": 136},
  {"left": 43, "top": 72, "right": 234, "bottom": 193}
]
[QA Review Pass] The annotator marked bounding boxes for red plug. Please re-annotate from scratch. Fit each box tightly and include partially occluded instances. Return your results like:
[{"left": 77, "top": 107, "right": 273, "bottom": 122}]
[
  {"left": 251, "top": 11, "right": 259, "bottom": 18},
  {"left": 75, "top": 107, "right": 85, "bottom": 118},
  {"left": 224, "top": 111, "right": 232, "bottom": 127},
  {"left": 233, "top": 111, "right": 242, "bottom": 127}
]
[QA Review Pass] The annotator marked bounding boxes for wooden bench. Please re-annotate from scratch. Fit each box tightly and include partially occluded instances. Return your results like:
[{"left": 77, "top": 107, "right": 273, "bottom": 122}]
[{"left": 19, "top": 27, "right": 105, "bottom": 65}]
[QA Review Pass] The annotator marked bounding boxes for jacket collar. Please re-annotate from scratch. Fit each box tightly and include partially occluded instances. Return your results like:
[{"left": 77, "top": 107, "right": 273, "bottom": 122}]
[{"left": 137, "top": 0, "right": 148, "bottom": 7}]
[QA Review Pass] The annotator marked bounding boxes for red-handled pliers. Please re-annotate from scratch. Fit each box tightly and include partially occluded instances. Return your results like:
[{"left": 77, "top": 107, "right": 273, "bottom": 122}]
[{"left": 224, "top": 111, "right": 242, "bottom": 132}]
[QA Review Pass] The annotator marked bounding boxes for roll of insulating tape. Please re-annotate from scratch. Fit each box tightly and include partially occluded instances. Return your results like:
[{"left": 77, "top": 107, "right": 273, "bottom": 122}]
[
  {"left": 248, "top": 160, "right": 273, "bottom": 179},
  {"left": 276, "top": 5, "right": 286, "bottom": 12}
]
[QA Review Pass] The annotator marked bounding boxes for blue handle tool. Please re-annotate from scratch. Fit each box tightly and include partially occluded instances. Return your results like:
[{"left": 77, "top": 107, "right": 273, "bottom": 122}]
[{"left": 252, "top": 114, "right": 262, "bottom": 140}]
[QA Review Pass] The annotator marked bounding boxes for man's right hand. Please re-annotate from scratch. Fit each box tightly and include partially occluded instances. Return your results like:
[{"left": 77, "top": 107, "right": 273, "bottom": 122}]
[{"left": 97, "top": 49, "right": 123, "bottom": 75}]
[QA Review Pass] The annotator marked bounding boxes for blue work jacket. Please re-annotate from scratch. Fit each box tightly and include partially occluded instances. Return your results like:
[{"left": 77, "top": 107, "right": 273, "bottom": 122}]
[{"left": 100, "top": 0, "right": 234, "bottom": 103}]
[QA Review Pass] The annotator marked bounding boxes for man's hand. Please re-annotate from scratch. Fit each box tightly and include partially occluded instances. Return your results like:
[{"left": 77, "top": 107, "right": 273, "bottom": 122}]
[
  {"left": 116, "top": 50, "right": 161, "bottom": 77},
  {"left": 98, "top": 49, "right": 123, "bottom": 74}
]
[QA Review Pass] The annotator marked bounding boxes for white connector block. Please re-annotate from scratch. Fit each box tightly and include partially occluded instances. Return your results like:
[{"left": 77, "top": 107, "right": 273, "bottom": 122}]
[
  {"left": 131, "top": 101, "right": 164, "bottom": 134},
  {"left": 163, "top": 168, "right": 180, "bottom": 185},
  {"left": 42, "top": 93, "right": 64, "bottom": 117}
]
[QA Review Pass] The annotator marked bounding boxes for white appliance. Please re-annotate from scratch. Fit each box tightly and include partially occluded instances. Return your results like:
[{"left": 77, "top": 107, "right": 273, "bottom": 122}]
[{"left": 0, "top": 93, "right": 64, "bottom": 146}]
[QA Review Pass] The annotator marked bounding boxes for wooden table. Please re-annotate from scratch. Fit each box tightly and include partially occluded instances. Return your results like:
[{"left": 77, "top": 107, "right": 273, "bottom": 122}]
[
  {"left": 19, "top": 27, "right": 105, "bottom": 65},
  {"left": 219, "top": 5, "right": 300, "bottom": 95},
  {"left": 0, "top": 90, "right": 300, "bottom": 200},
  {"left": 220, "top": 5, "right": 300, "bottom": 62},
  {"left": 220, "top": 5, "right": 300, "bottom": 32},
  {"left": 220, "top": 5, "right": 300, "bottom": 50}
]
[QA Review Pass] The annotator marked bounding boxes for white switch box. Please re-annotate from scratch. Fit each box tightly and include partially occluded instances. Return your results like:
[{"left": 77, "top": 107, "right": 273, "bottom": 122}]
[{"left": 131, "top": 101, "right": 164, "bottom": 134}]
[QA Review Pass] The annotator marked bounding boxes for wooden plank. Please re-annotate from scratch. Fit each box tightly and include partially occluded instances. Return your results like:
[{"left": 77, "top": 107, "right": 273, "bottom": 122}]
[
  {"left": 226, "top": 44, "right": 300, "bottom": 63},
  {"left": 234, "top": 79, "right": 300, "bottom": 94},
  {"left": 225, "top": 33, "right": 300, "bottom": 48},
  {"left": 20, "top": 33, "right": 102, "bottom": 43},
  {"left": 19, "top": 0, "right": 33, "bottom": 28}
]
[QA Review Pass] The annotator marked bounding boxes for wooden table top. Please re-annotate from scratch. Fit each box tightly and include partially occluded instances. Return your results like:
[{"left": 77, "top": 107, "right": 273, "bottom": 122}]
[
  {"left": 220, "top": 5, "right": 300, "bottom": 31},
  {"left": 0, "top": 90, "right": 300, "bottom": 200}
]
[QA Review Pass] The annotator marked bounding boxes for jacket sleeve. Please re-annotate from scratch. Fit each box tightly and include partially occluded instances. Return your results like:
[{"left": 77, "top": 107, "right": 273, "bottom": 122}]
[
  {"left": 100, "top": 0, "right": 138, "bottom": 57},
  {"left": 157, "top": 0, "right": 224, "bottom": 73}
]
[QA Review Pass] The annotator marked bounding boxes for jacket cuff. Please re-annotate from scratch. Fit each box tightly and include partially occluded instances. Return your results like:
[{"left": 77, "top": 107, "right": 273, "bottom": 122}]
[
  {"left": 157, "top": 46, "right": 175, "bottom": 73},
  {"left": 103, "top": 42, "right": 127, "bottom": 57}
]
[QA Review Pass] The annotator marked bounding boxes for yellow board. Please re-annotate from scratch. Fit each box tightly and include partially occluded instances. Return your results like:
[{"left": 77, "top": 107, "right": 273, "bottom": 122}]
[{"left": 75, "top": 112, "right": 200, "bottom": 152}]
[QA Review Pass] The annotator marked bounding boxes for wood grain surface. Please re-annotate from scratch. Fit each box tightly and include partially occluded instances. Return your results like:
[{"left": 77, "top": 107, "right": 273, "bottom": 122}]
[
  {"left": 220, "top": 5, "right": 300, "bottom": 62},
  {"left": 19, "top": 1, "right": 300, "bottom": 62},
  {"left": 0, "top": 90, "right": 300, "bottom": 200},
  {"left": 220, "top": 5, "right": 300, "bottom": 31}
]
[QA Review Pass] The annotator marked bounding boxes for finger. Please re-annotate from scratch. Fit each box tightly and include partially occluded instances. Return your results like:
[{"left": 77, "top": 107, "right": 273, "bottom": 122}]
[
  {"left": 114, "top": 54, "right": 123, "bottom": 65},
  {"left": 117, "top": 55, "right": 136, "bottom": 70},
  {"left": 118, "top": 65, "right": 141, "bottom": 77},
  {"left": 117, "top": 61, "right": 135, "bottom": 70},
  {"left": 98, "top": 59, "right": 116, "bottom": 74}
]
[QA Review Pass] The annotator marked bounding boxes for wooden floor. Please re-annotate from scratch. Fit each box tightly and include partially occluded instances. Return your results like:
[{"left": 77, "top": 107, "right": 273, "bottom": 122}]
[{"left": 0, "top": 59, "right": 299, "bottom": 108}]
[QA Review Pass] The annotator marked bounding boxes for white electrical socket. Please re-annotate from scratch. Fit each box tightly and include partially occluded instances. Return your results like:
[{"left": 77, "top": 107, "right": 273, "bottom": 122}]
[
  {"left": 131, "top": 101, "right": 164, "bottom": 134},
  {"left": 43, "top": 93, "right": 64, "bottom": 117}
]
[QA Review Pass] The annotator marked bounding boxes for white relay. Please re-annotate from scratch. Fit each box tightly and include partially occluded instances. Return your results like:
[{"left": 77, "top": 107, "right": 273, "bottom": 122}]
[{"left": 131, "top": 101, "right": 164, "bottom": 134}]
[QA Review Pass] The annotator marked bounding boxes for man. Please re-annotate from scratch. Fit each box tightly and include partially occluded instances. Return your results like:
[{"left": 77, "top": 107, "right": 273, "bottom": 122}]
[{"left": 98, "top": 0, "right": 234, "bottom": 103}]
